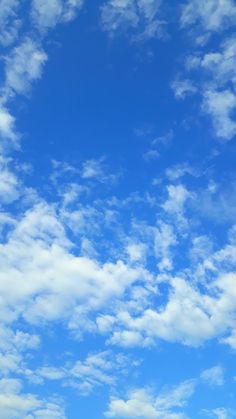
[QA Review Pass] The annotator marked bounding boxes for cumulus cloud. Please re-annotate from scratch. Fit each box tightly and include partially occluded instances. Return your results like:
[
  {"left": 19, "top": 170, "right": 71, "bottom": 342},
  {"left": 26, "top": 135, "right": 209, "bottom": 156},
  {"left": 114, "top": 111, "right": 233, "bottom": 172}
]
[
  {"left": 105, "top": 259, "right": 236, "bottom": 348},
  {"left": 0, "top": 201, "right": 149, "bottom": 328},
  {"left": 105, "top": 380, "right": 195, "bottom": 418},
  {"left": 0, "top": 378, "right": 65, "bottom": 419}
]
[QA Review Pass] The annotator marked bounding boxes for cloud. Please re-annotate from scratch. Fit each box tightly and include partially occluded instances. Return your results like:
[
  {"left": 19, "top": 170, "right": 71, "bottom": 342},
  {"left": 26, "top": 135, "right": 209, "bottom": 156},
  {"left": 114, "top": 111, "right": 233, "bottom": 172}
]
[
  {"left": 162, "top": 184, "right": 191, "bottom": 215},
  {"left": 81, "top": 158, "right": 105, "bottom": 180},
  {"left": 202, "top": 407, "right": 234, "bottom": 419},
  {"left": 0, "top": 0, "right": 21, "bottom": 47},
  {"left": 101, "top": 0, "right": 164, "bottom": 41},
  {"left": 181, "top": 0, "right": 236, "bottom": 33},
  {"left": 31, "top": 0, "right": 84, "bottom": 32},
  {"left": 105, "top": 258, "right": 236, "bottom": 348},
  {"left": 80, "top": 157, "right": 119, "bottom": 184},
  {"left": 0, "top": 325, "right": 40, "bottom": 377},
  {"left": 0, "top": 378, "right": 65, "bottom": 419},
  {"left": 201, "top": 366, "right": 225, "bottom": 387},
  {"left": 174, "top": 34, "right": 236, "bottom": 140},
  {"left": 105, "top": 380, "right": 195, "bottom": 418},
  {"left": 171, "top": 79, "right": 197, "bottom": 99},
  {"left": 0, "top": 108, "right": 18, "bottom": 146},
  {"left": 187, "top": 37, "right": 236, "bottom": 140},
  {"left": 165, "top": 164, "right": 197, "bottom": 181},
  {"left": 0, "top": 156, "right": 20, "bottom": 203},
  {"left": 0, "top": 201, "right": 149, "bottom": 328},
  {"left": 200, "top": 37, "right": 236, "bottom": 88},
  {"left": 4, "top": 37, "right": 47, "bottom": 97},
  {"left": 35, "top": 350, "right": 133, "bottom": 395},
  {"left": 202, "top": 89, "right": 236, "bottom": 140},
  {"left": 126, "top": 242, "right": 147, "bottom": 263},
  {"left": 153, "top": 222, "right": 177, "bottom": 271}
]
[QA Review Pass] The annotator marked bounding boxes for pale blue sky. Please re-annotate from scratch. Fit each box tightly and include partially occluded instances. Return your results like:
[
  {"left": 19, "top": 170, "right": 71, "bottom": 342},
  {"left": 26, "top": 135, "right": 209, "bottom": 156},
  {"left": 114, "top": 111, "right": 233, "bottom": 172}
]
[{"left": 0, "top": 1, "right": 236, "bottom": 418}]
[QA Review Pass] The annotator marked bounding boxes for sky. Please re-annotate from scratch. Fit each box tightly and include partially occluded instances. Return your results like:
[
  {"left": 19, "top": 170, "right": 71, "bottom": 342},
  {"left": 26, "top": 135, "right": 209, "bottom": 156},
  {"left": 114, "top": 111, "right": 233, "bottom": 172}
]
[{"left": 0, "top": 0, "right": 236, "bottom": 418}]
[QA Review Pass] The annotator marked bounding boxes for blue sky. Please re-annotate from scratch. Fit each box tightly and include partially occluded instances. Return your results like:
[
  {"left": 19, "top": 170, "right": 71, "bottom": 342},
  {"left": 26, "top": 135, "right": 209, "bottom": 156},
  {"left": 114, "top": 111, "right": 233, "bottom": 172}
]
[{"left": 0, "top": 0, "right": 236, "bottom": 418}]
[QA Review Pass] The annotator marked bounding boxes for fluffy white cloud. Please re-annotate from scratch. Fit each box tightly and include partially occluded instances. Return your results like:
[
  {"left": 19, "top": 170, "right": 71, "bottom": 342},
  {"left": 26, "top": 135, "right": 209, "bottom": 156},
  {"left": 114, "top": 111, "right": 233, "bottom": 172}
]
[
  {"left": 106, "top": 258, "right": 236, "bottom": 348},
  {"left": 101, "top": 0, "right": 164, "bottom": 41},
  {"left": 0, "top": 201, "right": 149, "bottom": 328},
  {"left": 0, "top": 378, "right": 65, "bottom": 419},
  {"left": 105, "top": 380, "right": 195, "bottom": 418},
  {"left": 0, "top": 325, "right": 40, "bottom": 377},
  {"left": 162, "top": 184, "right": 191, "bottom": 215}
]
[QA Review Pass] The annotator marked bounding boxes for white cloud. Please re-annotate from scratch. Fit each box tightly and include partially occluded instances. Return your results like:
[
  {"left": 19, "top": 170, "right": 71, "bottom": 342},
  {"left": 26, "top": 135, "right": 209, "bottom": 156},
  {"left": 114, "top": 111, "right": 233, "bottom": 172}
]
[
  {"left": 162, "top": 184, "right": 191, "bottom": 215},
  {"left": 201, "top": 366, "right": 225, "bottom": 387},
  {"left": 171, "top": 79, "right": 197, "bottom": 99},
  {"left": 154, "top": 222, "right": 177, "bottom": 271},
  {"left": 0, "top": 0, "right": 20, "bottom": 46},
  {"left": 181, "top": 0, "right": 236, "bottom": 33},
  {"left": 166, "top": 164, "right": 197, "bottom": 181},
  {"left": 31, "top": 0, "right": 84, "bottom": 32},
  {"left": 126, "top": 242, "right": 147, "bottom": 262},
  {"left": 0, "top": 201, "right": 149, "bottom": 328},
  {"left": 0, "top": 157, "right": 20, "bottom": 203},
  {"left": 161, "top": 184, "right": 192, "bottom": 231},
  {"left": 203, "top": 407, "right": 234, "bottom": 419},
  {"left": 106, "top": 260, "right": 236, "bottom": 348},
  {"left": 81, "top": 158, "right": 106, "bottom": 180},
  {"left": 101, "top": 0, "right": 164, "bottom": 41},
  {"left": 0, "top": 378, "right": 65, "bottom": 419},
  {"left": 143, "top": 149, "right": 160, "bottom": 161},
  {"left": 0, "top": 108, "right": 18, "bottom": 146},
  {"left": 35, "top": 350, "right": 132, "bottom": 395},
  {"left": 4, "top": 37, "right": 47, "bottom": 97},
  {"left": 200, "top": 37, "right": 236, "bottom": 87},
  {"left": 0, "top": 325, "right": 40, "bottom": 376},
  {"left": 220, "top": 330, "right": 236, "bottom": 349},
  {"left": 181, "top": 37, "right": 236, "bottom": 141},
  {"left": 31, "top": 0, "right": 63, "bottom": 31},
  {"left": 81, "top": 157, "right": 119, "bottom": 184},
  {"left": 105, "top": 380, "right": 195, "bottom": 418},
  {"left": 202, "top": 89, "right": 236, "bottom": 140}
]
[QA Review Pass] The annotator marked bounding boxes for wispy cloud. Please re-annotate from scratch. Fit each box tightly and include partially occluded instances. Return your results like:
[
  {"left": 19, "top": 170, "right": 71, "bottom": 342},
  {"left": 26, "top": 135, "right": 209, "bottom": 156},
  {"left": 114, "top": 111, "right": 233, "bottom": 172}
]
[{"left": 101, "top": 0, "right": 165, "bottom": 41}]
